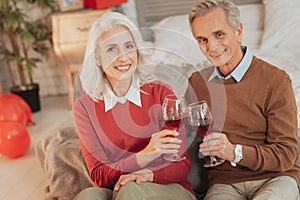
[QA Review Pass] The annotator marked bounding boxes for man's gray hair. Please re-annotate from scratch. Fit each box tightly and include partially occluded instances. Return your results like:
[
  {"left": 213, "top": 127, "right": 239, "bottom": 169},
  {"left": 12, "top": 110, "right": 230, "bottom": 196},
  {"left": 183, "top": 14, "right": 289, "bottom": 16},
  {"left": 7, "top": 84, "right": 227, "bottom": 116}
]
[{"left": 189, "top": 0, "right": 241, "bottom": 30}]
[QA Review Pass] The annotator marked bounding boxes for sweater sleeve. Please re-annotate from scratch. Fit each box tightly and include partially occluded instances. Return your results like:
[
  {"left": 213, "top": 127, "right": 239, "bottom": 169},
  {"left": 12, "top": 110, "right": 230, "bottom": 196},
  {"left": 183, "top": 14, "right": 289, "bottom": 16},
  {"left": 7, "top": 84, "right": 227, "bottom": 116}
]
[
  {"left": 73, "top": 99, "right": 142, "bottom": 189},
  {"left": 152, "top": 151, "right": 191, "bottom": 184},
  {"left": 241, "top": 73, "right": 298, "bottom": 172}
]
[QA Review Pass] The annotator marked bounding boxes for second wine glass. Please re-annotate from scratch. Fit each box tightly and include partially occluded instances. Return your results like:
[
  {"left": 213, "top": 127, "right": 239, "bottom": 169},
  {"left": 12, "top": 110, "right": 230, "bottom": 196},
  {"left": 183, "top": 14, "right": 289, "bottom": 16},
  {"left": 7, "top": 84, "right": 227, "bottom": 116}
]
[
  {"left": 162, "top": 94, "right": 187, "bottom": 162},
  {"left": 188, "top": 100, "right": 225, "bottom": 167}
]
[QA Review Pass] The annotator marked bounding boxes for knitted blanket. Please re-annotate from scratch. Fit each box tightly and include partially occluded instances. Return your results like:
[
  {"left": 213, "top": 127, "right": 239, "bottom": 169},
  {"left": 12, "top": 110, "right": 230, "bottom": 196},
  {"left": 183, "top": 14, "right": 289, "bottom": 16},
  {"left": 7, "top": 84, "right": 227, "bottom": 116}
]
[{"left": 35, "top": 124, "right": 93, "bottom": 200}]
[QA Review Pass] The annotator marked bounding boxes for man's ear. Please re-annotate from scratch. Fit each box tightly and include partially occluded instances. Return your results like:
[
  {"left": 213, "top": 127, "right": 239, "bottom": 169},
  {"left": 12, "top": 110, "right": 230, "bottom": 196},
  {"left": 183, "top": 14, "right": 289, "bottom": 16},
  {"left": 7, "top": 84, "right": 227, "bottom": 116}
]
[{"left": 236, "top": 23, "right": 243, "bottom": 43}]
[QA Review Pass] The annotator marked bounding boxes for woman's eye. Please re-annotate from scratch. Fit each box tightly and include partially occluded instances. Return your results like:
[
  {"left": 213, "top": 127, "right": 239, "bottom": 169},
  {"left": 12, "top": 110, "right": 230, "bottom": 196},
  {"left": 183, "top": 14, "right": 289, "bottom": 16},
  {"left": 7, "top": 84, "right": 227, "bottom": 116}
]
[
  {"left": 126, "top": 43, "right": 135, "bottom": 49},
  {"left": 107, "top": 46, "right": 117, "bottom": 52}
]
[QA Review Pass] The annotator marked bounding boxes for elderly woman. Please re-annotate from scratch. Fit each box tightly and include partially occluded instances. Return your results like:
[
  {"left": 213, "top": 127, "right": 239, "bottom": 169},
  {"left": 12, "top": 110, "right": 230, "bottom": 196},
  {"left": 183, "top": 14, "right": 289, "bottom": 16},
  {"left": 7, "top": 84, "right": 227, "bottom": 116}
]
[{"left": 72, "top": 12, "right": 196, "bottom": 200}]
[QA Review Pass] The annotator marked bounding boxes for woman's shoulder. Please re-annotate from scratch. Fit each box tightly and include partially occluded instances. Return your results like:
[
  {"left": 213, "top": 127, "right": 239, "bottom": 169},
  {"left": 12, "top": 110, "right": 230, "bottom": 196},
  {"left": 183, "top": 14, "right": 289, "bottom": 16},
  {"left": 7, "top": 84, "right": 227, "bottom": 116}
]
[
  {"left": 73, "top": 94, "right": 98, "bottom": 110},
  {"left": 141, "top": 81, "right": 173, "bottom": 94}
]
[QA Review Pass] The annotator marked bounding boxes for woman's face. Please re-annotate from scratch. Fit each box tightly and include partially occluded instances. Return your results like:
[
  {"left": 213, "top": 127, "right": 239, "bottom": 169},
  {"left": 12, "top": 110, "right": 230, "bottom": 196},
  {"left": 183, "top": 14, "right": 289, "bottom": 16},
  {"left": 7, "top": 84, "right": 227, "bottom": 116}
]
[{"left": 97, "top": 25, "right": 138, "bottom": 83}]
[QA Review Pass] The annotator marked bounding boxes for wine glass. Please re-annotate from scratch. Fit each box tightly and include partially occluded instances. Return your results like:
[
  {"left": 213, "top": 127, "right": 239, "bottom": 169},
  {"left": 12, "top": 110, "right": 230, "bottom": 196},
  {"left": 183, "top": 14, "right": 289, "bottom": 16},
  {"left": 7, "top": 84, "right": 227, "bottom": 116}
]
[
  {"left": 162, "top": 94, "right": 187, "bottom": 162},
  {"left": 188, "top": 100, "right": 225, "bottom": 167}
]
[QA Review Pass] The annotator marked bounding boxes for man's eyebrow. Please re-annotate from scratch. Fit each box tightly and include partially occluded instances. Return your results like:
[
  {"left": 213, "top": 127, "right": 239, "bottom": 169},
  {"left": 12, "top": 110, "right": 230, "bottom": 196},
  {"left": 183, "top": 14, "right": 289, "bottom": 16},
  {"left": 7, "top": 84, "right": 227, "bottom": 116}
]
[
  {"left": 196, "top": 36, "right": 206, "bottom": 40},
  {"left": 212, "top": 30, "right": 224, "bottom": 35}
]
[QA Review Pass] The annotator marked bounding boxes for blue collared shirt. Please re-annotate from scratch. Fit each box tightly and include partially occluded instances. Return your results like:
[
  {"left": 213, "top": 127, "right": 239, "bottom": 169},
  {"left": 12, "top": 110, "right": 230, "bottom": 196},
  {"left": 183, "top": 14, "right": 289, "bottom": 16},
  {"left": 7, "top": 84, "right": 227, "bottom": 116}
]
[
  {"left": 103, "top": 75, "right": 142, "bottom": 112},
  {"left": 208, "top": 46, "right": 253, "bottom": 82}
]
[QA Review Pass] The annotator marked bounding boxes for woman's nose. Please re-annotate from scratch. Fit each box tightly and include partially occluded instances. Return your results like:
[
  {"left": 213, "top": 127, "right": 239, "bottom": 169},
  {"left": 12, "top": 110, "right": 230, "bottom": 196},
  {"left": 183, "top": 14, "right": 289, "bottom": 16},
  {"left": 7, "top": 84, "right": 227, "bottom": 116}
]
[{"left": 117, "top": 49, "right": 129, "bottom": 61}]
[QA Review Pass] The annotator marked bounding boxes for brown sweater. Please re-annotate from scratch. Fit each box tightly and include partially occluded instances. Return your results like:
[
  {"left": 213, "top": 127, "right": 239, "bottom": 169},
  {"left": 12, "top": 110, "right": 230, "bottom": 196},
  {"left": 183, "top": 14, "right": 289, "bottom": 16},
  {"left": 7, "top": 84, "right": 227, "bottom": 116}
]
[{"left": 185, "top": 56, "right": 300, "bottom": 187}]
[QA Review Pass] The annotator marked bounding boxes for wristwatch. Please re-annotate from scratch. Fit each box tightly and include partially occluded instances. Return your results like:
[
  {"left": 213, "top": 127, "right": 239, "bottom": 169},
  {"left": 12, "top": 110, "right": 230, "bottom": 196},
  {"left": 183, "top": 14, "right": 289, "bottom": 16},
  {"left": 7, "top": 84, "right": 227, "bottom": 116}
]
[{"left": 230, "top": 144, "right": 243, "bottom": 167}]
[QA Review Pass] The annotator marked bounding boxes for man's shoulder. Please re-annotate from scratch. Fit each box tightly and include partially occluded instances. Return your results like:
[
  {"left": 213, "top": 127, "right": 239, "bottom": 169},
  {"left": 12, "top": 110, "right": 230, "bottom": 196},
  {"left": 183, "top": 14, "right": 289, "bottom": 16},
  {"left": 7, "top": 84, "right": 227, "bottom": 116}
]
[
  {"left": 251, "top": 56, "right": 290, "bottom": 79},
  {"left": 252, "top": 56, "right": 287, "bottom": 73}
]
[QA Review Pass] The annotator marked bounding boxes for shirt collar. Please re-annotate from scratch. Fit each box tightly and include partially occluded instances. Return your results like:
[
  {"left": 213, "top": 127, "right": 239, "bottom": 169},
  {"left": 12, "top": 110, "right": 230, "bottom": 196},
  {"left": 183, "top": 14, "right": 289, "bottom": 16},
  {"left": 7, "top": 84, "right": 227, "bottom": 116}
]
[
  {"left": 103, "top": 75, "right": 142, "bottom": 112},
  {"left": 209, "top": 46, "right": 253, "bottom": 82}
]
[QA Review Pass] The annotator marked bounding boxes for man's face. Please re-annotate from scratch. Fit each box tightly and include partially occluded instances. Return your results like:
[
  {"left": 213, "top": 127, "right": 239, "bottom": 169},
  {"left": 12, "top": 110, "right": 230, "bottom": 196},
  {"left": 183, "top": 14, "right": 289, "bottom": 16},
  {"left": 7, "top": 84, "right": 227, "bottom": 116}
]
[{"left": 191, "top": 8, "right": 242, "bottom": 70}]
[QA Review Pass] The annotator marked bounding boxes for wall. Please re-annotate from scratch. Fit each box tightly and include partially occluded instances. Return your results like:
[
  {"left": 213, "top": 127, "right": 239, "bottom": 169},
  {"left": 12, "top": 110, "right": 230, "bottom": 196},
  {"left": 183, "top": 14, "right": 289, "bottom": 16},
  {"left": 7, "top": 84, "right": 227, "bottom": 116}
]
[
  {"left": 0, "top": 1, "right": 138, "bottom": 97},
  {"left": 0, "top": 3, "right": 68, "bottom": 97},
  {"left": 122, "top": 0, "right": 138, "bottom": 26}
]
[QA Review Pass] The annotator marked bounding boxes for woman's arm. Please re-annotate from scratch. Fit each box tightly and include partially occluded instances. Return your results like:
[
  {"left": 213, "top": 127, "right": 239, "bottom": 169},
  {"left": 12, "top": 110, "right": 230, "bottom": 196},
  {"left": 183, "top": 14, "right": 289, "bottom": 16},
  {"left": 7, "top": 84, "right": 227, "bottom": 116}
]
[{"left": 73, "top": 98, "right": 143, "bottom": 189}]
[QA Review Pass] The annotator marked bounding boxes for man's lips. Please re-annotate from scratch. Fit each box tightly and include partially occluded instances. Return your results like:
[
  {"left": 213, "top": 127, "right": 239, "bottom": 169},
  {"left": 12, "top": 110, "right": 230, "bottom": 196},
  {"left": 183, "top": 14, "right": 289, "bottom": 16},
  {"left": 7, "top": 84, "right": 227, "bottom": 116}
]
[{"left": 209, "top": 49, "right": 226, "bottom": 58}]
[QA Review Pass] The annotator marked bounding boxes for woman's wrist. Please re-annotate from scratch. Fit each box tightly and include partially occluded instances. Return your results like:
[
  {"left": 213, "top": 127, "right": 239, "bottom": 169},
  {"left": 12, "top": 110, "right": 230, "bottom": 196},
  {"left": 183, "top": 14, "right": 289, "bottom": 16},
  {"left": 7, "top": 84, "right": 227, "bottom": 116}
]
[{"left": 136, "top": 151, "right": 161, "bottom": 168}]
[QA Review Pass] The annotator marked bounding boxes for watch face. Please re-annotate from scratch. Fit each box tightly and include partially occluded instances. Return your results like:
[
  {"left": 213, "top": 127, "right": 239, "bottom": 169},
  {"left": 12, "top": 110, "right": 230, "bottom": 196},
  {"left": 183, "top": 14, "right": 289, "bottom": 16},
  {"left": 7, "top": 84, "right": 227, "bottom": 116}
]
[
  {"left": 231, "top": 145, "right": 243, "bottom": 166},
  {"left": 234, "top": 145, "right": 242, "bottom": 160}
]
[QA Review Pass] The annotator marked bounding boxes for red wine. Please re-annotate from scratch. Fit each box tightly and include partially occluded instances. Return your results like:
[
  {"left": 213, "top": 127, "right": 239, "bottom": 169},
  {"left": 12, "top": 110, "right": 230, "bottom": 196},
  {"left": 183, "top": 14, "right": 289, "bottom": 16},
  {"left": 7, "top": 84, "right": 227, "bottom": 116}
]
[
  {"left": 165, "top": 117, "right": 186, "bottom": 130},
  {"left": 165, "top": 119, "right": 182, "bottom": 130},
  {"left": 191, "top": 123, "right": 211, "bottom": 136}
]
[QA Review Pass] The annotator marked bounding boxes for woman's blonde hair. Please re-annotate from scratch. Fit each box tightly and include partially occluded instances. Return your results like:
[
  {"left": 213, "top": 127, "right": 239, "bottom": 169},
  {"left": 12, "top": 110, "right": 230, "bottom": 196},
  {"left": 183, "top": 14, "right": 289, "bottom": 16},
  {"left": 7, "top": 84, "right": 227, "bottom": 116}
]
[{"left": 78, "top": 12, "right": 154, "bottom": 101}]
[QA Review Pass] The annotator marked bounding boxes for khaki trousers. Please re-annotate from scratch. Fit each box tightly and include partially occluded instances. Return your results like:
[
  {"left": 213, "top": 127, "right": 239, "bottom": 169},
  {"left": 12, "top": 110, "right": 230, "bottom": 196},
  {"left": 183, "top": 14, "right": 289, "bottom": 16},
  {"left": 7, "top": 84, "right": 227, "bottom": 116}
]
[
  {"left": 74, "top": 182, "right": 196, "bottom": 200},
  {"left": 205, "top": 176, "right": 299, "bottom": 200}
]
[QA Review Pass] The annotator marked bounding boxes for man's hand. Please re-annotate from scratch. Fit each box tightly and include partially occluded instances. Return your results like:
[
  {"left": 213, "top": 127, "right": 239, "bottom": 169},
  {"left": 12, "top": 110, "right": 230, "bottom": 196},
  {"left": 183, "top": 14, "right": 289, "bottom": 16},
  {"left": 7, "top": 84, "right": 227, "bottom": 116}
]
[{"left": 199, "top": 132, "right": 235, "bottom": 162}]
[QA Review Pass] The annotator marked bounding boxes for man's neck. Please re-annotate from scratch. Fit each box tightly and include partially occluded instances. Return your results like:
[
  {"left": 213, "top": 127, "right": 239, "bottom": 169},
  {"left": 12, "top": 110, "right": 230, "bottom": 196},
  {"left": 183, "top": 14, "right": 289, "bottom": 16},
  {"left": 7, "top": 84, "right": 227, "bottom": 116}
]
[{"left": 218, "top": 48, "right": 245, "bottom": 76}]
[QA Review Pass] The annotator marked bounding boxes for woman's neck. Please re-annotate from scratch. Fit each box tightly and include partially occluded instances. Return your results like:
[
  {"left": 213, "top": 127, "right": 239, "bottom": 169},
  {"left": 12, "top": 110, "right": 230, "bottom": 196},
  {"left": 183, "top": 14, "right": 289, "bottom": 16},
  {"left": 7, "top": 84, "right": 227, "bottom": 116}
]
[{"left": 109, "top": 77, "right": 132, "bottom": 97}]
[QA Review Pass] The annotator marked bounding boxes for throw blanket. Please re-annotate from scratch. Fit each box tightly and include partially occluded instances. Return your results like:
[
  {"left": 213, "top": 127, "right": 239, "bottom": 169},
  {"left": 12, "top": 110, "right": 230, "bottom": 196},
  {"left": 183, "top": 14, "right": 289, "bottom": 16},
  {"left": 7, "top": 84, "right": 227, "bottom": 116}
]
[{"left": 35, "top": 125, "right": 93, "bottom": 200}]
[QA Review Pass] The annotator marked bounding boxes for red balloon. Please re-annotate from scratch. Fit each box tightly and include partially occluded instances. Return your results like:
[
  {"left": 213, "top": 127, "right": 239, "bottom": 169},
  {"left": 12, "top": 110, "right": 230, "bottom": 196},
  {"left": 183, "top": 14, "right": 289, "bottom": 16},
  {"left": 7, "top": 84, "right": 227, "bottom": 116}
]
[
  {"left": 0, "top": 121, "right": 31, "bottom": 158},
  {"left": 0, "top": 96, "right": 27, "bottom": 126},
  {"left": 0, "top": 94, "right": 33, "bottom": 125}
]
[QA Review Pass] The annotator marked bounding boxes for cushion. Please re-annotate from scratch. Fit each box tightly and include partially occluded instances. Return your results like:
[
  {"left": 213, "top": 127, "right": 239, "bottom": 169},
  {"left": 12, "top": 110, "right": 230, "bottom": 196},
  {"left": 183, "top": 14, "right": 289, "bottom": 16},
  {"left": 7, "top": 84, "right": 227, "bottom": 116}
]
[
  {"left": 150, "top": 3, "right": 264, "bottom": 66},
  {"left": 35, "top": 124, "right": 93, "bottom": 200},
  {"left": 261, "top": 0, "right": 300, "bottom": 48},
  {"left": 238, "top": 4, "right": 264, "bottom": 49},
  {"left": 151, "top": 15, "right": 208, "bottom": 67}
]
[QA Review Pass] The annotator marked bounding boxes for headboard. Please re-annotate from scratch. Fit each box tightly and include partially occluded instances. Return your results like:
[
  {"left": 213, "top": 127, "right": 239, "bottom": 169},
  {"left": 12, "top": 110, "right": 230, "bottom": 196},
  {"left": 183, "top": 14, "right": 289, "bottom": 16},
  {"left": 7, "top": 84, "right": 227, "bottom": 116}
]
[{"left": 135, "top": 0, "right": 262, "bottom": 27}]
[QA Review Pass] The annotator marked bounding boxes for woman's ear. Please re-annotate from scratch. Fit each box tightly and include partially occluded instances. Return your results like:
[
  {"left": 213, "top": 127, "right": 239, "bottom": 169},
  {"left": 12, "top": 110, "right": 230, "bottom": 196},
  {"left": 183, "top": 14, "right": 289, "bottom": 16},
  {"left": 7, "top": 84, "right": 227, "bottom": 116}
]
[{"left": 95, "top": 55, "right": 101, "bottom": 67}]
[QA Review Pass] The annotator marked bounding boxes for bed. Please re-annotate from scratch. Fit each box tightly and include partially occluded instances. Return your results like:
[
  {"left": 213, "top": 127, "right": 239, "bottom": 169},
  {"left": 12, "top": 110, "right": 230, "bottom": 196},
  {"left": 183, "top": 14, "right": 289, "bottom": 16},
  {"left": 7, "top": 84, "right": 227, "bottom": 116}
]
[{"left": 134, "top": 0, "right": 300, "bottom": 128}]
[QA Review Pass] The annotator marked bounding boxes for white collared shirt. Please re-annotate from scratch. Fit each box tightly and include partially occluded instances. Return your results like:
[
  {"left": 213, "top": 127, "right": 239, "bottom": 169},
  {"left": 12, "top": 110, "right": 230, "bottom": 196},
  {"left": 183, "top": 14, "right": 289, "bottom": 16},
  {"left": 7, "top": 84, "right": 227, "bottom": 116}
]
[
  {"left": 208, "top": 46, "right": 253, "bottom": 82},
  {"left": 103, "top": 75, "right": 142, "bottom": 112}
]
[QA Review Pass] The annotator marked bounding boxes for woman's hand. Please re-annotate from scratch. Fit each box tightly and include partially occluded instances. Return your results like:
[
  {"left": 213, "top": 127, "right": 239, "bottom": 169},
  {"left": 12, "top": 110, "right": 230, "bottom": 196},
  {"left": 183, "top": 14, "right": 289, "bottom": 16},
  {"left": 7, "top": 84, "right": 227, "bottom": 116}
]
[
  {"left": 113, "top": 168, "right": 154, "bottom": 192},
  {"left": 136, "top": 129, "right": 182, "bottom": 167}
]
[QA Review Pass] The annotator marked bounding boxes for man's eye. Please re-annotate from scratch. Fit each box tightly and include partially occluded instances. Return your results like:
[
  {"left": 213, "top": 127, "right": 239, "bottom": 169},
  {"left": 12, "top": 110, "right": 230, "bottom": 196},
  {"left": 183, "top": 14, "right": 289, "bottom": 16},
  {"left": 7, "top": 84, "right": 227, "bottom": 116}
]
[
  {"left": 198, "top": 38, "right": 207, "bottom": 44},
  {"left": 216, "top": 32, "right": 224, "bottom": 38}
]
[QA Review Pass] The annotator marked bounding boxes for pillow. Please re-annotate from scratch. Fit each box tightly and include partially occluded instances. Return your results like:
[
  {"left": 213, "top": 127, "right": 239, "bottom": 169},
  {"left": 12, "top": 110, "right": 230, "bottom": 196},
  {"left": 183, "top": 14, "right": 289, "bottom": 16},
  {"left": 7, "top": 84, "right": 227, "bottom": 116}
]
[
  {"left": 261, "top": 0, "right": 300, "bottom": 48},
  {"left": 238, "top": 4, "right": 264, "bottom": 49},
  {"left": 150, "top": 3, "right": 264, "bottom": 67},
  {"left": 151, "top": 15, "right": 206, "bottom": 67}
]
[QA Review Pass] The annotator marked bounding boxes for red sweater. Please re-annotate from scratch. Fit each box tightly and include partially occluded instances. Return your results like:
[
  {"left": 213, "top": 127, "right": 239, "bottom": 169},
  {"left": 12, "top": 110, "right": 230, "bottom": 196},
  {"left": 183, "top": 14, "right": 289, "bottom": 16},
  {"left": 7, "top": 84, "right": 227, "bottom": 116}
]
[{"left": 73, "top": 82, "right": 194, "bottom": 195}]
